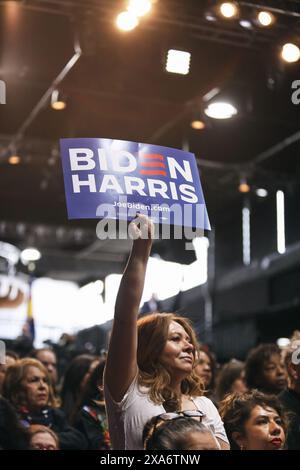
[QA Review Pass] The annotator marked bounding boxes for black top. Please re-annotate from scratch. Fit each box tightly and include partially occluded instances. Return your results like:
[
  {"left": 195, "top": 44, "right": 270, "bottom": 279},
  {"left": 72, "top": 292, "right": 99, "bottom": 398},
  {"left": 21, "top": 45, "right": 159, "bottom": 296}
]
[
  {"left": 18, "top": 406, "right": 87, "bottom": 450},
  {"left": 279, "top": 388, "right": 300, "bottom": 450}
]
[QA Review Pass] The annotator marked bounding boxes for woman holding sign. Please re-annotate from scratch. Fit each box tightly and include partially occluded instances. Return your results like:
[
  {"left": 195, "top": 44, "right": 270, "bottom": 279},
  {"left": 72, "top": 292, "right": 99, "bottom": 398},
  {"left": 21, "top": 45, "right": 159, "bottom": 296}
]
[{"left": 104, "top": 215, "right": 229, "bottom": 450}]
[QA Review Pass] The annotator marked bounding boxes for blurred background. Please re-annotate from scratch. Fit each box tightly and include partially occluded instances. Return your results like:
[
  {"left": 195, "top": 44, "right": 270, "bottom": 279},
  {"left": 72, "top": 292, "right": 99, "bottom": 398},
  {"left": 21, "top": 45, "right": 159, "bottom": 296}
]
[{"left": 1, "top": 0, "right": 300, "bottom": 361}]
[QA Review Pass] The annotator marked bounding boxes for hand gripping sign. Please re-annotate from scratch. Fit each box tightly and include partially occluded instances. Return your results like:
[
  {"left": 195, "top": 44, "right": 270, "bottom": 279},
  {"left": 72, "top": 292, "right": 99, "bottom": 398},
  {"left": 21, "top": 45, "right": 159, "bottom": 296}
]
[{"left": 60, "top": 138, "right": 210, "bottom": 230}]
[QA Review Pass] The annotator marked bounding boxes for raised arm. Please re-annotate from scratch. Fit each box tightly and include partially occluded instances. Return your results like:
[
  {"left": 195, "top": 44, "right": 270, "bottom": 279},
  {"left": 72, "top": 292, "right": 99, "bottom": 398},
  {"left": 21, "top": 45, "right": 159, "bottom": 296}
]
[{"left": 104, "top": 216, "right": 153, "bottom": 402}]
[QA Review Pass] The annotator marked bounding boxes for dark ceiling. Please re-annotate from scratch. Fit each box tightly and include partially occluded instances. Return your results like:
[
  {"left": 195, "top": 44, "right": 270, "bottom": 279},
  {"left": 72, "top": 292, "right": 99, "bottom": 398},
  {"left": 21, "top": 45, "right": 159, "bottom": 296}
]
[{"left": 0, "top": 0, "right": 300, "bottom": 282}]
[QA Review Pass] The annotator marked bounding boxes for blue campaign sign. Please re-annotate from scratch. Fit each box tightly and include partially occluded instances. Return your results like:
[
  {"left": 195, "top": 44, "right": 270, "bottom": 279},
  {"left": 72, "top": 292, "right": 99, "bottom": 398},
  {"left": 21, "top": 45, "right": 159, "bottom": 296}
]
[{"left": 59, "top": 138, "right": 210, "bottom": 230}]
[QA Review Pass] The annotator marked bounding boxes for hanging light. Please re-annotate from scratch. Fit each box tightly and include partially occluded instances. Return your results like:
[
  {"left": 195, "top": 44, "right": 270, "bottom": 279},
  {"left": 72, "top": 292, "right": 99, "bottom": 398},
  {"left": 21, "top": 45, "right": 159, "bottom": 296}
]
[
  {"left": 51, "top": 90, "right": 66, "bottom": 110},
  {"left": 256, "top": 188, "right": 268, "bottom": 198},
  {"left": 204, "top": 101, "right": 237, "bottom": 119},
  {"left": 281, "top": 43, "right": 300, "bottom": 63},
  {"left": 20, "top": 248, "right": 41, "bottom": 264},
  {"left": 190, "top": 119, "right": 206, "bottom": 130},
  {"left": 239, "top": 177, "right": 250, "bottom": 193},
  {"left": 116, "top": 11, "right": 139, "bottom": 31},
  {"left": 257, "top": 11, "right": 275, "bottom": 27},
  {"left": 219, "top": 2, "right": 239, "bottom": 19},
  {"left": 165, "top": 49, "right": 191, "bottom": 75},
  {"left": 127, "top": 0, "right": 152, "bottom": 17},
  {"left": 8, "top": 154, "right": 21, "bottom": 165}
]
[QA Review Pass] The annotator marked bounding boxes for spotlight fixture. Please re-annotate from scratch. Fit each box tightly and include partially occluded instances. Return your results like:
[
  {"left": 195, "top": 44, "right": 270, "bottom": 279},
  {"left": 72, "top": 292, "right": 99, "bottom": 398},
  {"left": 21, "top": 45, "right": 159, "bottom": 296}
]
[
  {"left": 8, "top": 154, "right": 21, "bottom": 165},
  {"left": 219, "top": 2, "right": 239, "bottom": 19},
  {"left": 190, "top": 119, "right": 206, "bottom": 130},
  {"left": 257, "top": 11, "right": 275, "bottom": 27},
  {"left": 281, "top": 43, "right": 300, "bottom": 63},
  {"left": 116, "top": 10, "right": 139, "bottom": 31},
  {"left": 238, "top": 177, "right": 250, "bottom": 193},
  {"left": 127, "top": 0, "right": 152, "bottom": 17},
  {"left": 165, "top": 49, "right": 191, "bottom": 75},
  {"left": 204, "top": 101, "right": 237, "bottom": 119},
  {"left": 20, "top": 247, "right": 41, "bottom": 264},
  {"left": 239, "top": 20, "right": 252, "bottom": 29},
  {"left": 51, "top": 90, "right": 66, "bottom": 110},
  {"left": 256, "top": 188, "right": 268, "bottom": 198}
]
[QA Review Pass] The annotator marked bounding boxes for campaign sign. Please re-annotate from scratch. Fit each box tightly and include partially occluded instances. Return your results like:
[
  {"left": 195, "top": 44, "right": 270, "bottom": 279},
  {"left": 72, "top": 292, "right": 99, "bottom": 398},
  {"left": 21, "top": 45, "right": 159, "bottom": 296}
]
[{"left": 59, "top": 138, "right": 210, "bottom": 230}]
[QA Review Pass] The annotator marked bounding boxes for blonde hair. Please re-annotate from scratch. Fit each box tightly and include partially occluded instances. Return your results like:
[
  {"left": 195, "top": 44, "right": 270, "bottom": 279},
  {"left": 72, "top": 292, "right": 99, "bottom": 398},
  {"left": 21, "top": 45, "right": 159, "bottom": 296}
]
[
  {"left": 3, "top": 358, "right": 57, "bottom": 409},
  {"left": 137, "top": 313, "right": 203, "bottom": 407},
  {"left": 29, "top": 424, "right": 59, "bottom": 448}
]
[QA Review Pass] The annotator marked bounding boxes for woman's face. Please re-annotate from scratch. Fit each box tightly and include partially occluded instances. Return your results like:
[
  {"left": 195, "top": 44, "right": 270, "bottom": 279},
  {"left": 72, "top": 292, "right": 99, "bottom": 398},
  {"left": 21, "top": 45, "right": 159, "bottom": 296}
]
[
  {"left": 262, "top": 354, "right": 287, "bottom": 393},
  {"left": 237, "top": 405, "right": 285, "bottom": 450},
  {"left": 231, "top": 372, "right": 248, "bottom": 395},
  {"left": 160, "top": 321, "right": 194, "bottom": 379},
  {"left": 21, "top": 366, "right": 49, "bottom": 412},
  {"left": 195, "top": 351, "right": 212, "bottom": 388},
  {"left": 30, "top": 432, "right": 58, "bottom": 450}
]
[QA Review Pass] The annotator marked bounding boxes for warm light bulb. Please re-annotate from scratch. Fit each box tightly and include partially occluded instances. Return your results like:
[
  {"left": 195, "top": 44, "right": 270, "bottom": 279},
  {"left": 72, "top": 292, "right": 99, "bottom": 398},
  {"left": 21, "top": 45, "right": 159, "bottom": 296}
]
[
  {"left": 116, "top": 11, "right": 139, "bottom": 31},
  {"left": 281, "top": 43, "right": 300, "bottom": 63}
]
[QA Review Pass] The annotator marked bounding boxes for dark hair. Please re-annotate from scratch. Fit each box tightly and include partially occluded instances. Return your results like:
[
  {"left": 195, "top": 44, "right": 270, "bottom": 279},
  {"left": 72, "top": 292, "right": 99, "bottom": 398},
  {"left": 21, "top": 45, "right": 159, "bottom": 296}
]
[
  {"left": 216, "top": 359, "right": 245, "bottom": 402},
  {"left": 61, "top": 354, "right": 96, "bottom": 422},
  {"left": 32, "top": 347, "right": 56, "bottom": 359},
  {"left": 5, "top": 350, "right": 19, "bottom": 361},
  {"left": 70, "top": 359, "right": 106, "bottom": 425},
  {"left": 219, "top": 390, "right": 288, "bottom": 450},
  {"left": 245, "top": 343, "right": 281, "bottom": 391},
  {"left": 0, "top": 397, "right": 30, "bottom": 449},
  {"left": 198, "top": 346, "right": 217, "bottom": 392},
  {"left": 143, "top": 415, "right": 217, "bottom": 450}
]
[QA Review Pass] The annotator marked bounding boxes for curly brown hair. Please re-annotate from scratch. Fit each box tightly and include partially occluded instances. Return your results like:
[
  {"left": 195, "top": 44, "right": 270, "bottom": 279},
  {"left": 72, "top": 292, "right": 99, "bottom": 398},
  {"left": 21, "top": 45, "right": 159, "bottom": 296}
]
[
  {"left": 3, "top": 358, "right": 57, "bottom": 409},
  {"left": 219, "top": 390, "right": 288, "bottom": 450},
  {"left": 137, "top": 313, "right": 203, "bottom": 408}
]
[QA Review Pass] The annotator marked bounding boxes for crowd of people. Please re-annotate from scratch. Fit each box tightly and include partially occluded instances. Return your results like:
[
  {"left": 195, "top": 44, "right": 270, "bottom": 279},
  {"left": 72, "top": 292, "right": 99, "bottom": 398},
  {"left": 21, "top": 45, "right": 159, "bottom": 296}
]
[{"left": 0, "top": 217, "right": 300, "bottom": 450}]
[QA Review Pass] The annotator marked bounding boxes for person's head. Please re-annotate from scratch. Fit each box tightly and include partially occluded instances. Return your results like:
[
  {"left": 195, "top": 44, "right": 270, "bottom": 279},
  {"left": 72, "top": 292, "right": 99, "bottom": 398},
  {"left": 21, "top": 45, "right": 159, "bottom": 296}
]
[
  {"left": 245, "top": 344, "right": 287, "bottom": 394},
  {"left": 194, "top": 347, "right": 216, "bottom": 391},
  {"left": 219, "top": 390, "right": 287, "bottom": 450},
  {"left": 0, "top": 351, "right": 18, "bottom": 394},
  {"left": 70, "top": 359, "right": 106, "bottom": 425},
  {"left": 137, "top": 313, "right": 203, "bottom": 406},
  {"left": 283, "top": 331, "right": 300, "bottom": 393},
  {"left": 33, "top": 349, "right": 58, "bottom": 385},
  {"left": 29, "top": 425, "right": 59, "bottom": 450},
  {"left": 216, "top": 359, "right": 247, "bottom": 402},
  {"left": 3, "top": 358, "right": 56, "bottom": 413},
  {"left": 143, "top": 412, "right": 220, "bottom": 450},
  {"left": 61, "top": 354, "right": 97, "bottom": 421}
]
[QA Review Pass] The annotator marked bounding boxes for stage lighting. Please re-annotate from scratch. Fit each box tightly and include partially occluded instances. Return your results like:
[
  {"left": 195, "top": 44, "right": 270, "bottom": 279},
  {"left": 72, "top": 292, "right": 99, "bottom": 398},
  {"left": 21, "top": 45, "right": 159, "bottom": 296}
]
[
  {"left": 204, "top": 101, "right": 237, "bottom": 119},
  {"left": 219, "top": 2, "right": 239, "bottom": 19},
  {"left": 257, "top": 11, "right": 275, "bottom": 27},
  {"left": 51, "top": 90, "right": 66, "bottom": 110},
  {"left": 128, "top": 0, "right": 152, "bottom": 17},
  {"left": 116, "top": 11, "right": 139, "bottom": 31},
  {"left": 166, "top": 49, "right": 191, "bottom": 75},
  {"left": 281, "top": 43, "right": 300, "bottom": 63}
]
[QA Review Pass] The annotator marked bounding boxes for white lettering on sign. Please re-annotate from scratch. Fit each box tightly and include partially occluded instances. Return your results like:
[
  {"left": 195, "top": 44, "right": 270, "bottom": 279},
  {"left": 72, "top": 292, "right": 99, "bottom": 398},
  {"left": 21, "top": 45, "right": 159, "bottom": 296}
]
[{"left": 68, "top": 148, "right": 198, "bottom": 203}]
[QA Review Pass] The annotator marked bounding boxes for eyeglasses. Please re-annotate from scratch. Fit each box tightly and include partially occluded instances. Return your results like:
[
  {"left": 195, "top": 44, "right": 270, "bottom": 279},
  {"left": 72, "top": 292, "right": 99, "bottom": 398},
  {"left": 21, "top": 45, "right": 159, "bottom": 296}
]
[{"left": 157, "top": 410, "right": 205, "bottom": 421}]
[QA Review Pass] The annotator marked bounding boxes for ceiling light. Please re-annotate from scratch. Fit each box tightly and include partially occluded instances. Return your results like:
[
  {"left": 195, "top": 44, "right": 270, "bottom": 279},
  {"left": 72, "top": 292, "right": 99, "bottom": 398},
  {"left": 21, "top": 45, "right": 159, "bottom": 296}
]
[
  {"left": 190, "top": 119, "right": 206, "bottom": 130},
  {"left": 116, "top": 11, "right": 139, "bottom": 31},
  {"left": 205, "top": 12, "right": 217, "bottom": 22},
  {"left": 281, "top": 43, "right": 300, "bottom": 63},
  {"left": 204, "top": 101, "right": 237, "bottom": 119},
  {"left": 277, "top": 337, "right": 290, "bottom": 348},
  {"left": 166, "top": 49, "right": 191, "bottom": 75},
  {"left": 20, "top": 248, "right": 41, "bottom": 264},
  {"left": 51, "top": 90, "right": 66, "bottom": 110},
  {"left": 256, "top": 188, "right": 268, "bottom": 198},
  {"left": 219, "top": 2, "right": 238, "bottom": 19},
  {"left": 239, "top": 178, "right": 250, "bottom": 193},
  {"left": 8, "top": 155, "right": 21, "bottom": 165},
  {"left": 127, "top": 0, "right": 152, "bottom": 17},
  {"left": 257, "top": 11, "right": 275, "bottom": 27},
  {"left": 239, "top": 20, "right": 252, "bottom": 29}
]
